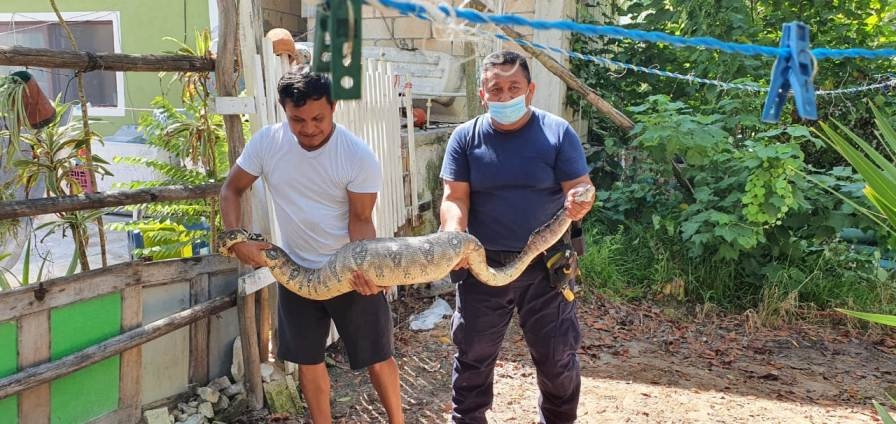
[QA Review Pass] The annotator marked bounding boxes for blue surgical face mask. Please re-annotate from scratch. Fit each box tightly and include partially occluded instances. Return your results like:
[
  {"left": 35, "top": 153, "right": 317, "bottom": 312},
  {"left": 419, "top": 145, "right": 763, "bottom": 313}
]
[{"left": 487, "top": 93, "right": 528, "bottom": 125}]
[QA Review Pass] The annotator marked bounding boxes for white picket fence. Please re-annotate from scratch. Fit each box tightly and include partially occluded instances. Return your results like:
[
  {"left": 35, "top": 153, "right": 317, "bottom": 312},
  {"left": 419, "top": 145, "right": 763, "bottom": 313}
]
[{"left": 335, "top": 60, "right": 407, "bottom": 237}]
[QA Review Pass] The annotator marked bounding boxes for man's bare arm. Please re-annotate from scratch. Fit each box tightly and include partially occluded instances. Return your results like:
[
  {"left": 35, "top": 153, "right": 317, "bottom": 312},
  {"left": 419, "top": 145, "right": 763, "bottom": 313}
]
[
  {"left": 439, "top": 180, "right": 470, "bottom": 232},
  {"left": 219, "top": 165, "right": 268, "bottom": 266},
  {"left": 440, "top": 180, "right": 471, "bottom": 269}
]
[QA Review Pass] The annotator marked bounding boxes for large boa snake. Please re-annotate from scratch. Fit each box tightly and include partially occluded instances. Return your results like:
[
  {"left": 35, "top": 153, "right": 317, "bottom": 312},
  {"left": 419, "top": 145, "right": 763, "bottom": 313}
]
[{"left": 219, "top": 186, "right": 594, "bottom": 300}]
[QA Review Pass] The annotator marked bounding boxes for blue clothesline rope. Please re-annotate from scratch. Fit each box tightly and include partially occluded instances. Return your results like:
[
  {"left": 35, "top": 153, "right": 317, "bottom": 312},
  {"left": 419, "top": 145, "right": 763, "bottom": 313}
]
[
  {"left": 369, "top": 0, "right": 896, "bottom": 61},
  {"left": 481, "top": 28, "right": 895, "bottom": 96},
  {"left": 485, "top": 30, "right": 766, "bottom": 93}
]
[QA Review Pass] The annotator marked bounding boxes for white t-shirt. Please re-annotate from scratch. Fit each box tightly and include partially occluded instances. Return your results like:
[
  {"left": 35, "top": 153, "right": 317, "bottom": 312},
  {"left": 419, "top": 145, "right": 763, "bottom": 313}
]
[{"left": 236, "top": 122, "right": 382, "bottom": 268}]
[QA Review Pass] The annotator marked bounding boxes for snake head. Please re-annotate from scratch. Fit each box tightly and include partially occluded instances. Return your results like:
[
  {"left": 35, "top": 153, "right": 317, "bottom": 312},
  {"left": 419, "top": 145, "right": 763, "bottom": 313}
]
[
  {"left": 571, "top": 184, "right": 596, "bottom": 202},
  {"left": 217, "top": 229, "right": 270, "bottom": 256},
  {"left": 218, "top": 229, "right": 249, "bottom": 256}
]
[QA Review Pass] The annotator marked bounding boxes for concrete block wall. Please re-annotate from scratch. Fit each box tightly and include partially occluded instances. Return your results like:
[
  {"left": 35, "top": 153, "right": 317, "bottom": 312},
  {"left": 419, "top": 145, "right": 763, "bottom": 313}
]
[
  {"left": 306, "top": 1, "right": 544, "bottom": 61},
  {"left": 261, "top": 0, "right": 305, "bottom": 35},
  {"left": 306, "top": 0, "right": 584, "bottom": 126}
]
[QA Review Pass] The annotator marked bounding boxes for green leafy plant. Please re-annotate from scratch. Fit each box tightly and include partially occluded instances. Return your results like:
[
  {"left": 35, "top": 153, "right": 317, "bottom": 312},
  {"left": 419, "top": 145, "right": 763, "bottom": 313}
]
[
  {"left": 110, "top": 29, "right": 227, "bottom": 260},
  {"left": 0, "top": 179, "right": 21, "bottom": 253},
  {"left": 570, "top": 1, "right": 896, "bottom": 170},
  {"left": 5, "top": 100, "right": 112, "bottom": 272},
  {"left": 109, "top": 96, "right": 227, "bottom": 260},
  {"left": 817, "top": 105, "right": 896, "bottom": 237},
  {"left": 585, "top": 95, "right": 888, "bottom": 312},
  {"left": 815, "top": 104, "right": 896, "bottom": 422},
  {"left": 0, "top": 73, "right": 30, "bottom": 160}
]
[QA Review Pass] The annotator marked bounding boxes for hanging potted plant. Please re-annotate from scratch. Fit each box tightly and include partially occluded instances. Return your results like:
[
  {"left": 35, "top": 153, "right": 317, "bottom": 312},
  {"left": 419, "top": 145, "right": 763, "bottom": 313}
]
[{"left": 0, "top": 70, "right": 56, "bottom": 162}]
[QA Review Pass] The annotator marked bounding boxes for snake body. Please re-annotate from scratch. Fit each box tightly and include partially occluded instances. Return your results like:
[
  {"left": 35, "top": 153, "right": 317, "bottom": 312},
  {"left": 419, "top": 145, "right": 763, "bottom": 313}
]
[{"left": 220, "top": 186, "right": 594, "bottom": 300}]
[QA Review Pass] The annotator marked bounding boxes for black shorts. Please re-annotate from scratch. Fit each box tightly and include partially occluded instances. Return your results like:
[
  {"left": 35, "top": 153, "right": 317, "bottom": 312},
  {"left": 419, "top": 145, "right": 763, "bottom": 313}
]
[{"left": 276, "top": 284, "right": 394, "bottom": 370}]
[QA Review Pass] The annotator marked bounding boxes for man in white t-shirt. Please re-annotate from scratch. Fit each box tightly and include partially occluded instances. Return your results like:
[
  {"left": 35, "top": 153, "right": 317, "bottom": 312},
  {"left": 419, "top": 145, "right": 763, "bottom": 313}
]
[{"left": 220, "top": 70, "right": 404, "bottom": 424}]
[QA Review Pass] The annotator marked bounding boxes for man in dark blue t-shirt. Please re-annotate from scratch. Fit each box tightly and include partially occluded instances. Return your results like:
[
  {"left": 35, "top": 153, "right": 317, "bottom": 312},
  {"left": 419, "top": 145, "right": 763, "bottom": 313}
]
[{"left": 439, "top": 50, "right": 594, "bottom": 424}]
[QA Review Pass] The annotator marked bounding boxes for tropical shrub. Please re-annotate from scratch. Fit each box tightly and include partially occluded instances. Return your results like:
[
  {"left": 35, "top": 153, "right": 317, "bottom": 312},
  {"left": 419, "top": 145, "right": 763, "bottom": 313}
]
[{"left": 582, "top": 95, "right": 889, "bottom": 311}]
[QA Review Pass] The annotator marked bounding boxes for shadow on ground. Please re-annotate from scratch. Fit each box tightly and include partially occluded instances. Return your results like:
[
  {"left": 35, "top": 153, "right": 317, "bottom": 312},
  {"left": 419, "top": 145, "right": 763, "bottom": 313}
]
[{"left": 322, "top": 293, "right": 894, "bottom": 424}]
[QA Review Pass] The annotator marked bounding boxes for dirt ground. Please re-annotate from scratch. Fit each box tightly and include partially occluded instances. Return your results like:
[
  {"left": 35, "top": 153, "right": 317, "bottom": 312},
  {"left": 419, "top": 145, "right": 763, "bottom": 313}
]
[{"left": 263, "top": 292, "right": 896, "bottom": 424}]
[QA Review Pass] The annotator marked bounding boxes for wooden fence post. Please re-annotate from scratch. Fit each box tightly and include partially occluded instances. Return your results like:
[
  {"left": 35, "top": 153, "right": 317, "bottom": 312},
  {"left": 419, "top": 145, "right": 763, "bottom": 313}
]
[
  {"left": 217, "top": 0, "right": 264, "bottom": 411},
  {"left": 18, "top": 311, "right": 50, "bottom": 424},
  {"left": 119, "top": 286, "right": 143, "bottom": 422},
  {"left": 189, "top": 275, "right": 210, "bottom": 385}
]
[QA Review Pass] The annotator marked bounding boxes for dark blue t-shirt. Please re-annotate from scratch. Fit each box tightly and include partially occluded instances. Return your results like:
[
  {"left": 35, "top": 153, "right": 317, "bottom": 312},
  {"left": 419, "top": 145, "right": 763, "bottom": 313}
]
[{"left": 440, "top": 108, "right": 589, "bottom": 251}]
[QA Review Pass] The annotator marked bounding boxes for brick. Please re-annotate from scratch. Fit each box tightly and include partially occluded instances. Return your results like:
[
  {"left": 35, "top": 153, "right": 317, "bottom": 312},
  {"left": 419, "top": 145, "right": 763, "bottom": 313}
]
[
  {"left": 369, "top": 4, "right": 404, "bottom": 18},
  {"left": 504, "top": 0, "right": 534, "bottom": 15},
  {"left": 452, "top": 41, "right": 469, "bottom": 57},
  {"left": 361, "top": 17, "right": 394, "bottom": 40},
  {"left": 268, "top": 0, "right": 300, "bottom": 14},
  {"left": 262, "top": 10, "right": 301, "bottom": 33},
  {"left": 416, "top": 39, "right": 455, "bottom": 55},
  {"left": 392, "top": 17, "right": 431, "bottom": 39}
]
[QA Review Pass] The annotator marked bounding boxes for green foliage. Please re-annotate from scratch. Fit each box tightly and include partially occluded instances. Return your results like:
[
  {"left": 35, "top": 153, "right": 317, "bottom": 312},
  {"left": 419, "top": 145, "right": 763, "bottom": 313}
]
[
  {"left": 817, "top": 104, "right": 896, "bottom": 238},
  {"left": 9, "top": 100, "right": 112, "bottom": 197},
  {"left": 110, "top": 219, "right": 206, "bottom": 260},
  {"left": 817, "top": 104, "right": 896, "bottom": 422},
  {"left": 110, "top": 29, "right": 225, "bottom": 260},
  {"left": 136, "top": 96, "right": 230, "bottom": 179},
  {"left": 0, "top": 233, "right": 51, "bottom": 289},
  {"left": 0, "top": 179, "right": 20, "bottom": 247},
  {"left": 581, "top": 95, "right": 890, "bottom": 311},
  {"left": 2, "top": 99, "right": 113, "bottom": 273},
  {"left": 570, "top": 1, "right": 896, "bottom": 169},
  {"left": 606, "top": 96, "right": 872, "bottom": 260},
  {"left": 110, "top": 96, "right": 226, "bottom": 259},
  {"left": 875, "top": 397, "right": 896, "bottom": 424},
  {"left": 0, "top": 73, "right": 29, "bottom": 161},
  {"left": 578, "top": 217, "right": 891, "bottom": 313},
  {"left": 836, "top": 308, "right": 896, "bottom": 326}
]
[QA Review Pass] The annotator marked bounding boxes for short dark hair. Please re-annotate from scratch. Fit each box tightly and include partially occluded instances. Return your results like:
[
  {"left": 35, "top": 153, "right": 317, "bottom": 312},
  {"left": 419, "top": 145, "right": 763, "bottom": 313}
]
[
  {"left": 277, "top": 69, "right": 333, "bottom": 107},
  {"left": 480, "top": 50, "right": 531, "bottom": 84}
]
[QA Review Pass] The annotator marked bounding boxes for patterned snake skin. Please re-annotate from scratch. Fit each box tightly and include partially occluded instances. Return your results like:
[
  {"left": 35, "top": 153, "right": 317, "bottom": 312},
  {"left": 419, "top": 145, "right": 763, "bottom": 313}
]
[{"left": 219, "top": 186, "right": 595, "bottom": 300}]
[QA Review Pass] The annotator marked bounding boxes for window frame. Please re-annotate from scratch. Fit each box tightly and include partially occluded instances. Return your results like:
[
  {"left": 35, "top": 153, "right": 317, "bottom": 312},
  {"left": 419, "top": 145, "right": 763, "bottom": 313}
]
[{"left": 0, "top": 11, "right": 125, "bottom": 117}]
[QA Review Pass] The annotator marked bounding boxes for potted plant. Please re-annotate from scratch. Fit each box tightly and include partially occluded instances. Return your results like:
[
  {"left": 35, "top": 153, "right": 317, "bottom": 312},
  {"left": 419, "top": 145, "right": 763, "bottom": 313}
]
[{"left": 0, "top": 70, "right": 56, "bottom": 162}]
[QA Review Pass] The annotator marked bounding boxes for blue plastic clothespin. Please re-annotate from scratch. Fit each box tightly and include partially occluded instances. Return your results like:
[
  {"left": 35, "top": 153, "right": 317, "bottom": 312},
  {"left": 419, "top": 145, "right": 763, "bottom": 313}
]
[{"left": 761, "top": 22, "right": 817, "bottom": 123}]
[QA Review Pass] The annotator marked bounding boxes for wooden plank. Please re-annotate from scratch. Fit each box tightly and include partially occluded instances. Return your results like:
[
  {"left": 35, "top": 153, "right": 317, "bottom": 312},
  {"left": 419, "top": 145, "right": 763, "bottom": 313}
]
[
  {"left": 269, "top": 286, "right": 279, "bottom": 359},
  {"left": 85, "top": 407, "right": 135, "bottom": 424},
  {"left": 0, "top": 183, "right": 222, "bottom": 221},
  {"left": 140, "top": 284, "right": 190, "bottom": 404},
  {"left": 0, "top": 294, "right": 236, "bottom": 400},
  {"left": 0, "top": 46, "right": 215, "bottom": 73},
  {"left": 220, "top": 0, "right": 263, "bottom": 411},
  {"left": 211, "top": 96, "right": 257, "bottom": 115},
  {"left": 237, "top": 293, "right": 264, "bottom": 409},
  {"left": 189, "top": 275, "right": 210, "bottom": 385},
  {"left": 258, "top": 286, "right": 271, "bottom": 362},
  {"left": 118, "top": 286, "right": 143, "bottom": 423},
  {"left": 139, "top": 390, "right": 193, "bottom": 412},
  {"left": 18, "top": 311, "right": 49, "bottom": 424},
  {"left": 0, "top": 255, "right": 237, "bottom": 322},
  {"left": 238, "top": 267, "right": 275, "bottom": 296}
]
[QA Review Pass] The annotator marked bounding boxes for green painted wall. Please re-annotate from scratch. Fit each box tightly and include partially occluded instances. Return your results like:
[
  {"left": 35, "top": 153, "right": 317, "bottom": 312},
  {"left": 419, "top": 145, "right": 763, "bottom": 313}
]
[
  {"left": 50, "top": 293, "right": 121, "bottom": 424},
  {"left": 0, "top": 322, "right": 17, "bottom": 423},
  {"left": 1, "top": 0, "right": 211, "bottom": 135}
]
